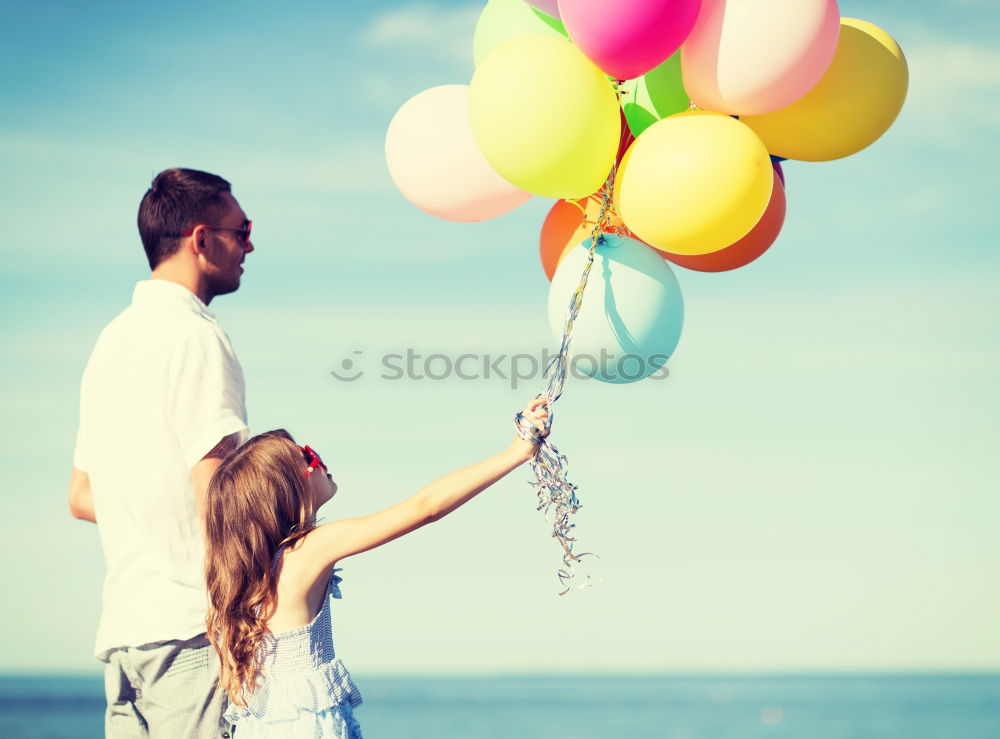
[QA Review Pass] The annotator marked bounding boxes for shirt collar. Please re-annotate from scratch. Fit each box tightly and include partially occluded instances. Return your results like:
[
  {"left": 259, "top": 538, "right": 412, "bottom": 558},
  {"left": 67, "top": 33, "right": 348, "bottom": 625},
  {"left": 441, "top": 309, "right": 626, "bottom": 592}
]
[{"left": 131, "top": 279, "right": 217, "bottom": 322}]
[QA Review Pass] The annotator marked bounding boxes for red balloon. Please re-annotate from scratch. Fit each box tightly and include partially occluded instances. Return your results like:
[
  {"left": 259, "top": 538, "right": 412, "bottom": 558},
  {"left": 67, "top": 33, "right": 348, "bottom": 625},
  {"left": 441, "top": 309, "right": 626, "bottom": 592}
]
[
  {"left": 659, "top": 167, "right": 786, "bottom": 272},
  {"left": 615, "top": 107, "right": 636, "bottom": 166}
]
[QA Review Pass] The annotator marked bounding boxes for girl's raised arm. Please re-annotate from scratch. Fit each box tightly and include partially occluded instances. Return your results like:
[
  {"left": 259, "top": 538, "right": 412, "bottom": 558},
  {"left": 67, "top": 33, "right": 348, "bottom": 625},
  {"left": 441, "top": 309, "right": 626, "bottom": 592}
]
[{"left": 293, "top": 398, "right": 549, "bottom": 577}]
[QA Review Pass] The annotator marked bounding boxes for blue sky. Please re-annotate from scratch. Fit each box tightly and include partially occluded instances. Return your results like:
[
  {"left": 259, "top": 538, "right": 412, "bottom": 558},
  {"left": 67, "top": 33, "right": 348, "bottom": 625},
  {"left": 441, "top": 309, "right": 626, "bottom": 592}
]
[{"left": 1, "top": 0, "right": 998, "bottom": 675}]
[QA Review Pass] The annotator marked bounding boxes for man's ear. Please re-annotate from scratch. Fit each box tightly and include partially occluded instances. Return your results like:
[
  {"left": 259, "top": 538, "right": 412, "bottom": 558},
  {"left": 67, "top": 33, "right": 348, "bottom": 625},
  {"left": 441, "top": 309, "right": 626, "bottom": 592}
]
[{"left": 184, "top": 225, "right": 205, "bottom": 254}]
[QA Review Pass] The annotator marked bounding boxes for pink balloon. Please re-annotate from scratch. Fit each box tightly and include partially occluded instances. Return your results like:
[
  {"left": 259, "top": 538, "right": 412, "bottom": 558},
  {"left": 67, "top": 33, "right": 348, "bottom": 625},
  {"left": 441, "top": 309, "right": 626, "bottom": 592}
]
[
  {"left": 385, "top": 85, "right": 531, "bottom": 223},
  {"left": 524, "top": 0, "right": 560, "bottom": 18},
  {"left": 559, "top": 0, "right": 702, "bottom": 80},
  {"left": 682, "top": 0, "right": 840, "bottom": 115}
]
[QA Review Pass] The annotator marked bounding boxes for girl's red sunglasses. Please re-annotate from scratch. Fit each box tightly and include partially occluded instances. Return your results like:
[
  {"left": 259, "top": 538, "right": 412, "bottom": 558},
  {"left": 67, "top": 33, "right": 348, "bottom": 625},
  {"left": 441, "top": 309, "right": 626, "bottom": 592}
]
[{"left": 300, "top": 445, "right": 328, "bottom": 474}]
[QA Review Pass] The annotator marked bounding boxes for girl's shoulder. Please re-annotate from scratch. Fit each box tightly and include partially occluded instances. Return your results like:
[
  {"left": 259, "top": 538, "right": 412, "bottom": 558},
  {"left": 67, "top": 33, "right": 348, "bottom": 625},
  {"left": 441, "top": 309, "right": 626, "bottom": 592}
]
[
  {"left": 279, "top": 520, "right": 356, "bottom": 587},
  {"left": 279, "top": 532, "right": 340, "bottom": 589},
  {"left": 266, "top": 541, "right": 338, "bottom": 632}
]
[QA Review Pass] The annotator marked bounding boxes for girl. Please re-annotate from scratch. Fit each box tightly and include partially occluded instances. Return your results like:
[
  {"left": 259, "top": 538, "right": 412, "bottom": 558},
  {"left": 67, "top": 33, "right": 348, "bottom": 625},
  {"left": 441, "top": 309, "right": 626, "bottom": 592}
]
[{"left": 204, "top": 397, "right": 551, "bottom": 738}]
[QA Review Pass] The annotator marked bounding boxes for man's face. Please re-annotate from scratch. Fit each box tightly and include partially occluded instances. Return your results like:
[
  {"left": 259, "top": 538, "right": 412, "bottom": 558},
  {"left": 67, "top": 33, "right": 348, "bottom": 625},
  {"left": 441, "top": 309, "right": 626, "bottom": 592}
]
[{"left": 199, "top": 192, "right": 253, "bottom": 298}]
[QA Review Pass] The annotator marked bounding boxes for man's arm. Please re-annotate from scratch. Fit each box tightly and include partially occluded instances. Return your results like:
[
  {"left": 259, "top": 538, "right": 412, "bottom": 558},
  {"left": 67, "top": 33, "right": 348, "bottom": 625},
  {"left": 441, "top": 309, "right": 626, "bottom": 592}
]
[
  {"left": 68, "top": 466, "right": 96, "bottom": 522},
  {"left": 190, "top": 432, "right": 242, "bottom": 523},
  {"left": 68, "top": 433, "right": 240, "bottom": 527}
]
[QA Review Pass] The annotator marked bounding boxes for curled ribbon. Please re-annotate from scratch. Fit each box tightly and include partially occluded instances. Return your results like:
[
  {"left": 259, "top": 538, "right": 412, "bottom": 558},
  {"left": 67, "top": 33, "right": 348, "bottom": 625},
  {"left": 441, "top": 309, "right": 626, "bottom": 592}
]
[
  {"left": 514, "top": 173, "right": 616, "bottom": 595},
  {"left": 514, "top": 81, "right": 632, "bottom": 594}
]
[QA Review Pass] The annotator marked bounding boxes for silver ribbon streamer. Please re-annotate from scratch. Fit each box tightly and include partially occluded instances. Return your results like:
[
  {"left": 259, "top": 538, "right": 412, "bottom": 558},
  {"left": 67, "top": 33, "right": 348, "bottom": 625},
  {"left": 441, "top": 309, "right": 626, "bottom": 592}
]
[{"left": 514, "top": 175, "right": 616, "bottom": 595}]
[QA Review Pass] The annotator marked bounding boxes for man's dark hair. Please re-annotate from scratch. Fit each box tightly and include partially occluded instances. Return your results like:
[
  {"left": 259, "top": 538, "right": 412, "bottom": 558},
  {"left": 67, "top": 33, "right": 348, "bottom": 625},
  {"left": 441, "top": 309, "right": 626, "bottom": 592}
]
[{"left": 138, "top": 168, "right": 232, "bottom": 269}]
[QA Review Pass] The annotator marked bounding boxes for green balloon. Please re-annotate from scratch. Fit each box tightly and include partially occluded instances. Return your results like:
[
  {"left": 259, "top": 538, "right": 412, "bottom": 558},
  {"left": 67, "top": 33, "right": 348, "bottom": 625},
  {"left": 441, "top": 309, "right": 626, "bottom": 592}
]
[
  {"left": 473, "top": 0, "right": 567, "bottom": 67},
  {"left": 620, "top": 53, "right": 690, "bottom": 137}
]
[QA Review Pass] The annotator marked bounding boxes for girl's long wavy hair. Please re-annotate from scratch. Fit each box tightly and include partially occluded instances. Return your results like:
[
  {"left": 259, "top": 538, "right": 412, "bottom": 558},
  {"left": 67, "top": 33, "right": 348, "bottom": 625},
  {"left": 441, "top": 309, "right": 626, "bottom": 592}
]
[{"left": 204, "top": 429, "right": 317, "bottom": 707}]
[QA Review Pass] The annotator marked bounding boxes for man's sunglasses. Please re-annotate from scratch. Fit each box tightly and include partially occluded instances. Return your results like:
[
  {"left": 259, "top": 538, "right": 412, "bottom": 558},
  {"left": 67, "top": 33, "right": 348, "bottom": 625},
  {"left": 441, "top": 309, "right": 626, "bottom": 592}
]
[
  {"left": 181, "top": 221, "right": 252, "bottom": 248},
  {"left": 300, "top": 445, "right": 328, "bottom": 475}
]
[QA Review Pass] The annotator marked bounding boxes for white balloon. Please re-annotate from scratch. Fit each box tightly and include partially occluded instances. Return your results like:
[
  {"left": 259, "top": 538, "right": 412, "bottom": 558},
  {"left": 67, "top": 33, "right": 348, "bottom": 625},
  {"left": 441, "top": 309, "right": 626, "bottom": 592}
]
[
  {"left": 385, "top": 84, "right": 531, "bottom": 222},
  {"left": 682, "top": 0, "right": 841, "bottom": 115}
]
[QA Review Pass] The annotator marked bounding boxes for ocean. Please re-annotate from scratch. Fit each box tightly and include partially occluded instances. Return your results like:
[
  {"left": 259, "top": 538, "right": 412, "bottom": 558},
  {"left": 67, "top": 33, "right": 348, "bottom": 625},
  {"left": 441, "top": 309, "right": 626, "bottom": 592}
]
[{"left": 0, "top": 673, "right": 997, "bottom": 738}]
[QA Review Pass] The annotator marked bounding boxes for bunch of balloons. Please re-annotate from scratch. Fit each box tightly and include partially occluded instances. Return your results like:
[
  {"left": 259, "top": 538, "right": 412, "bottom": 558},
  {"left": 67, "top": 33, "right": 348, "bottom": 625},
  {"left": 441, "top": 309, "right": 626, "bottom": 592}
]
[
  {"left": 385, "top": 0, "right": 907, "bottom": 593},
  {"left": 386, "top": 0, "right": 909, "bottom": 386}
]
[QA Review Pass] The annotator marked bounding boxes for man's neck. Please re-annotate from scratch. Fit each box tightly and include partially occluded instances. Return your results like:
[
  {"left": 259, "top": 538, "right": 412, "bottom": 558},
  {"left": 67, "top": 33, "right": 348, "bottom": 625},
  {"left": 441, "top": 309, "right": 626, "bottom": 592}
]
[{"left": 150, "top": 263, "right": 213, "bottom": 306}]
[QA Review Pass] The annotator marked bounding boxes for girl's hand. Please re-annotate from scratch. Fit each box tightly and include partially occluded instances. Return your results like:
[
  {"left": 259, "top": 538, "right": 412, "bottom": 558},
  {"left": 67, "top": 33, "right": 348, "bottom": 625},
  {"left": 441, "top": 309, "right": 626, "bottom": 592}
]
[{"left": 509, "top": 397, "right": 551, "bottom": 463}]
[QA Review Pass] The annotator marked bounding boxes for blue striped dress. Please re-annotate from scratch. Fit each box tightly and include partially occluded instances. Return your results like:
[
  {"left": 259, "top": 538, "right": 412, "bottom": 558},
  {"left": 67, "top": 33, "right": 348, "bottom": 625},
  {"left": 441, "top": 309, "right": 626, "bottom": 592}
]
[{"left": 224, "top": 552, "right": 363, "bottom": 738}]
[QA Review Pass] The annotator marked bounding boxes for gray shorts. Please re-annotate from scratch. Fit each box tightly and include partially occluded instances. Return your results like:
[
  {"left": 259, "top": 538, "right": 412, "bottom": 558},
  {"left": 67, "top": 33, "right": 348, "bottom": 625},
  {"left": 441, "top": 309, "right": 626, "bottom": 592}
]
[{"left": 104, "top": 633, "right": 233, "bottom": 739}]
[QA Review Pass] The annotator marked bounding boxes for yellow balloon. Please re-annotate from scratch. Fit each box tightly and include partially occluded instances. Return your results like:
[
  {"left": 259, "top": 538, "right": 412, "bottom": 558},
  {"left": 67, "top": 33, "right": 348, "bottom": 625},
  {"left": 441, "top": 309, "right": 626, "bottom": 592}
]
[
  {"left": 469, "top": 34, "right": 620, "bottom": 199},
  {"left": 741, "top": 18, "right": 908, "bottom": 161},
  {"left": 615, "top": 111, "right": 773, "bottom": 256}
]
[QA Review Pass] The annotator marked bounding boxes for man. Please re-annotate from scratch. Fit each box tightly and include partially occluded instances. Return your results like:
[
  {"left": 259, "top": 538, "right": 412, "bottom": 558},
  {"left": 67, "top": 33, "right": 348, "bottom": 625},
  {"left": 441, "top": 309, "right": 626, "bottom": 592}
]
[{"left": 68, "top": 168, "right": 254, "bottom": 738}]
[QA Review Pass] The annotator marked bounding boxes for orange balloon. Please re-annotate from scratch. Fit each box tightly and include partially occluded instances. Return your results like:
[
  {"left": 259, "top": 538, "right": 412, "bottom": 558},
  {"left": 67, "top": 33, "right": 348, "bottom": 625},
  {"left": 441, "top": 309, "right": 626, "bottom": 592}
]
[
  {"left": 658, "top": 167, "right": 786, "bottom": 272},
  {"left": 539, "top": 194, "right": 633, "bottom": 280}
]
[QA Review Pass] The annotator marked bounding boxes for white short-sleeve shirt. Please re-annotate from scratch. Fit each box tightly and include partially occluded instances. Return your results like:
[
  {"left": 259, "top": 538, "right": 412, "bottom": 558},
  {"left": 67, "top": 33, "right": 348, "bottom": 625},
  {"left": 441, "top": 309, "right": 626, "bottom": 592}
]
[{"left": 74, "top": 279, "right": 249, "bottom": 661}]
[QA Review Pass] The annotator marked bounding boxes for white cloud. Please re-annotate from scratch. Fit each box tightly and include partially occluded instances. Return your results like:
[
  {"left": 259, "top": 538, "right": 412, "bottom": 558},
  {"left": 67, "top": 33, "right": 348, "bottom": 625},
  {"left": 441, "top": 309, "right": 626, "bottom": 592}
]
[
  {"left": 911, "top": 39, "right": 1000, "bottom": 88},
  {"left": 893, "top": 33, "right": 1000, "bottom": 142},
  {"left": 227, "top": 140, "right": 392, "bottom": 195},
  {"left": 0, "top": 131, "right": 392, "bottom": 196},
  {"left": 360, "top": 3, "right": 481, "bottom": 67}
]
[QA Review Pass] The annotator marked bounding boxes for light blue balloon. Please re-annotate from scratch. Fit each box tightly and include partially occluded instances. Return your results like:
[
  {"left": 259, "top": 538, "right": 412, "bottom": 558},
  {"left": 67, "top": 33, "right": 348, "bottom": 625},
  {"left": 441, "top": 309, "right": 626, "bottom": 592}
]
[{"left": 547, "top": 235, "right": 684, "bottom": 384}]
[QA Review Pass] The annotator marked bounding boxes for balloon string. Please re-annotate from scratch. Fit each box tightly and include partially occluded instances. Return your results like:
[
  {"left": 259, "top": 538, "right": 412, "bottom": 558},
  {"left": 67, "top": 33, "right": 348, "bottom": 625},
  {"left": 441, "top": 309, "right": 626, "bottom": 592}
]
[
  {"left": 514, "top": 83, "right": 628, "bottom": 594},
  {"left": 566, "top": 198, "right": 588, "bottom": 217}
]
